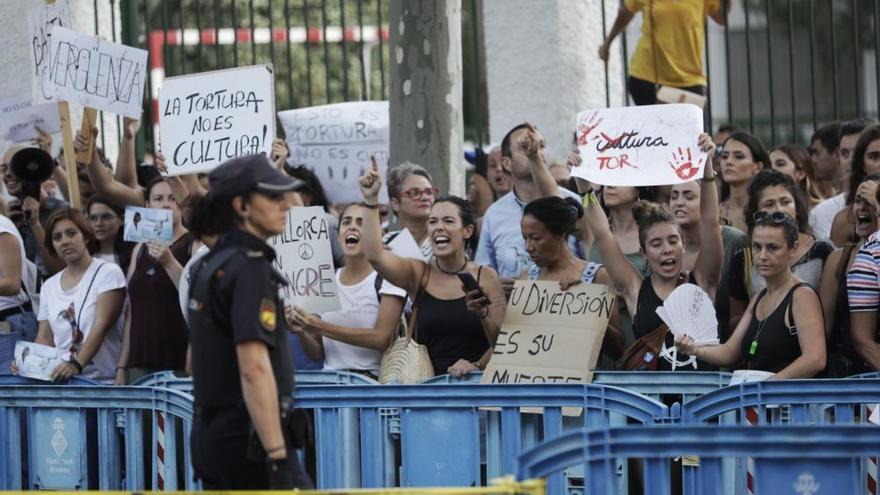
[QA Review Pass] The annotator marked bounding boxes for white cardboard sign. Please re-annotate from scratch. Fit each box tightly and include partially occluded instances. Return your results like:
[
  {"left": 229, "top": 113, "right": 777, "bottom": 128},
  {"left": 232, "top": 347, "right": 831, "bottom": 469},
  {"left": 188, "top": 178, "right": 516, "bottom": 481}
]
[
  {"left": 28, "top": 0, "right": 71, "bottom": 104},
  {"left": 481, "top": 280, "right": 614, "bottom": 415},
  {"left": 159, "top": 64, "right": 276, "bottom": 176},
  {"left": 0, "top": 96, "right": 61, "bottom": 143},
  {"left": 44, "top": 26, "right": 147, "bottom": 118},
  {"left": 270, "top": 206, "right": 341, "bottom": 314},
  {"left": 278, "top": 101, "right": 389, "bottom": 204},
  {"left": 571, "top": 103, "right": 706, "bottom": 186}
]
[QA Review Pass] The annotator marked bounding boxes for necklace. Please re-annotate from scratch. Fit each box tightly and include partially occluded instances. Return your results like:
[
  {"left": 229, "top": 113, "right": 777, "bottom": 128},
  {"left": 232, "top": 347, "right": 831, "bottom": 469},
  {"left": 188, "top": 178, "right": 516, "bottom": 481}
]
[{"left": 434, "top": 257, "right": 467, "bottom": 275}]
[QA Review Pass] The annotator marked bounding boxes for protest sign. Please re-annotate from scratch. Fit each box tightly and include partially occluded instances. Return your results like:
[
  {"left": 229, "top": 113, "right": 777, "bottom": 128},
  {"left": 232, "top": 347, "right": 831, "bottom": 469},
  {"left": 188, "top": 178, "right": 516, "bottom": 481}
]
[
  {"left": 159, "top": 64, "right": 275, "bottom": 176},
  {"left": 0, "top": 96, "right": 61, "bottom": 142},
  {"left": 123, "top": 207, "right": 173, "bottom": 244},
  {"left": 278, "top": 101, "right": 389, "bottom": 204},
  {"left": 44, "top": 26, "right": 147, "bottom": 118},
  {"left": 28, "top": 0, "right": 71, "bottom": 104},
  {"left": 482, "top": 280, "right": 613, "bottom": 413},
  {"left": 571, "top": 103, "right": 706, "bottom": 187},
  {"left": 15, "top": 341, "right": 64, "bottom": 382},
  {"left": 270, "top": 206, "right": 341, "bottom": 313}
]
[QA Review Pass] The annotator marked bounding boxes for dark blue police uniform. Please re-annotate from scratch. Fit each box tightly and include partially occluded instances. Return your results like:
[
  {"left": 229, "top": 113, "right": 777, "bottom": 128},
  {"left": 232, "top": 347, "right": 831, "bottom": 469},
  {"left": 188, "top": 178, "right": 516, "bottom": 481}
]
[{"left": 187, "top": 155, "right": 312, "bottom": 489}]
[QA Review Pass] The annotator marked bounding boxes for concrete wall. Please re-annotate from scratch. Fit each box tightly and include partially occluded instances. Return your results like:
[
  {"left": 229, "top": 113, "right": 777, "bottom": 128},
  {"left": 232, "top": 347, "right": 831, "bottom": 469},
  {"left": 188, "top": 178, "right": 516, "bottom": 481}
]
[
  {"left": 0, "top": 0, "right": 122, "bottom": 164},
  {"left": 483, "top": 0, "right": 626, "bottom": 163}
]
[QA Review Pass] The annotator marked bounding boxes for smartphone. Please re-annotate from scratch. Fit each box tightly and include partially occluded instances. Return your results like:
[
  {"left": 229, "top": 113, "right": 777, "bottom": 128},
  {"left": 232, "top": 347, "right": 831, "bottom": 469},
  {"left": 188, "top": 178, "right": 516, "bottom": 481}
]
[{"left": 457, "top": 272, "right": 487, "bottom": 305}]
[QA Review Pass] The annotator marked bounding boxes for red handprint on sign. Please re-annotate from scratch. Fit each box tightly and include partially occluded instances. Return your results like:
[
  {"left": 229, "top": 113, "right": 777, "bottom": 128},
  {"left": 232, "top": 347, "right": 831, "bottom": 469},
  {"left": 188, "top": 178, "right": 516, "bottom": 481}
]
[
  {"left": 576, "top": 111, "right": 603, "bottom": 146},
  {"left": 668, "top": 147, "right": 701, "bottom": 181}
]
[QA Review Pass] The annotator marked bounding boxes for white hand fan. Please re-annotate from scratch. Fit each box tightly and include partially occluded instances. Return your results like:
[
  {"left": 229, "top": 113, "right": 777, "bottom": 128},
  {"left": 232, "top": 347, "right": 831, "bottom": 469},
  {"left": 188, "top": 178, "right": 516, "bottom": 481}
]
[{"left": 655, "top": 283, "right": 719, "bottom": 370}]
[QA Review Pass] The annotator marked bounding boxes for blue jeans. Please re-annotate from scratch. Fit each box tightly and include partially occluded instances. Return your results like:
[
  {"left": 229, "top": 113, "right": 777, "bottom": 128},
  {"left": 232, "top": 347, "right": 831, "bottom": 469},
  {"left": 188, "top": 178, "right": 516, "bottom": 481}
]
[{"left": 0, "top": 311, "right": 38, "bottom": 372}]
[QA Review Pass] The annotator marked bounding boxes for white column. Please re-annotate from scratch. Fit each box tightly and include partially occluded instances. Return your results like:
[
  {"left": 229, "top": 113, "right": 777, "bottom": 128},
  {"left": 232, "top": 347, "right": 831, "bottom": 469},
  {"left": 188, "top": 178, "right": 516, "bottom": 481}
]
[{"left": 482, "top": 0, "right": 625, "bottom": 162}]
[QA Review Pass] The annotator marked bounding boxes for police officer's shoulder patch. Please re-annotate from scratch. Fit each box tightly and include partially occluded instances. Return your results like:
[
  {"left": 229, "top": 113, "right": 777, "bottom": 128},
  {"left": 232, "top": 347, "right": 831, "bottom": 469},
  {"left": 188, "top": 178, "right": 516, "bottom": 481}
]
[{"left": 259, "top": 299, "right": 277, "bottom": 331}]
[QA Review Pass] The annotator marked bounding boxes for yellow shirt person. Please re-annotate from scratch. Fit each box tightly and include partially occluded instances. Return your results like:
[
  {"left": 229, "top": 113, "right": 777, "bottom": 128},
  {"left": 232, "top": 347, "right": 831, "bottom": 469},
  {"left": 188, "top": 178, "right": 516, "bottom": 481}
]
[{"left": 600, "top": 0, "right": 729, "bottom": 103}]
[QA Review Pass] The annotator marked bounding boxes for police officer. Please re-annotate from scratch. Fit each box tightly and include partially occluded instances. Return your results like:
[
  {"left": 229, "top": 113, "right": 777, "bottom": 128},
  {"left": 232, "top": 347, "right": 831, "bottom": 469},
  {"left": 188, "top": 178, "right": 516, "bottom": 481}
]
[{"left": 187, "top": 154, "right": 312, "bottom": 489}]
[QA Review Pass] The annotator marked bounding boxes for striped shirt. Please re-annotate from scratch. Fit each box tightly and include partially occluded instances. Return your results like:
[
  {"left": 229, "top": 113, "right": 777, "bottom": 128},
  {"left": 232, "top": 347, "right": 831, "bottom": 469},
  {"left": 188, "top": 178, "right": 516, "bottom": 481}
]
[{"left": 847, "top": 231, "right": 880, "bottom": 312}]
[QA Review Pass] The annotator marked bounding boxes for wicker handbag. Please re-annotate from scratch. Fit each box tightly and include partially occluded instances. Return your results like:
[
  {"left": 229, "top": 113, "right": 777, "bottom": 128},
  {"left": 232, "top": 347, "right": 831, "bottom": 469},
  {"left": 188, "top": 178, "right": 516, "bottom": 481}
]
[{"left": 378, "top": 264, "right": 434, "bottom": 384}]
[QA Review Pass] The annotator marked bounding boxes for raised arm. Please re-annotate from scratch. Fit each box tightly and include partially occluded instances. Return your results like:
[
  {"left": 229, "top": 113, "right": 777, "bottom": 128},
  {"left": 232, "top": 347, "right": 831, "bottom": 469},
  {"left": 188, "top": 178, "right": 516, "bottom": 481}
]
[
  {"left": 692, "top": 134, "right": 723, "bottom": 300},
  {"left": 574, "top": 177, "right": 643, "bottom": 306},
  {"left": 709, "top": 0, "right": 732, "bottom": 26},
  {"left": 598, "top": 4, "right": 636, "bottom": 62},
  {"left": 517, "top": 123, "right": 561, "bottom": 198},
  {"left": 359, "top": 158, "right": 422, "bottom": 294},
  {"left": 115, "top": 118, "right": 140, "bottom": 189},
  {"left": 77, "top": 129, "right": 144, "bottom": 206}
]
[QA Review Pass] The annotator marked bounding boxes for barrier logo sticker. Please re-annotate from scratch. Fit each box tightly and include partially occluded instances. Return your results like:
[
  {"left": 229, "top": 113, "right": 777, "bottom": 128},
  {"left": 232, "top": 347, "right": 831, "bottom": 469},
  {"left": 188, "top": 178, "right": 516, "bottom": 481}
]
[
  {"left": 793, "top": 472, "right": 819, "bottom": 494},
  {"left": 50, "top": 417, "right": 67, "bottom": 457}
]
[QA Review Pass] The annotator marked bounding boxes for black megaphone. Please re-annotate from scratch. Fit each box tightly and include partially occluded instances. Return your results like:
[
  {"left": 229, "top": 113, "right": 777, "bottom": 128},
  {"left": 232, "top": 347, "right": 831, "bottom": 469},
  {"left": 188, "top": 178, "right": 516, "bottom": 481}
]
[{"left": 10, "top": 147, "right": 55, "bottom": 200}]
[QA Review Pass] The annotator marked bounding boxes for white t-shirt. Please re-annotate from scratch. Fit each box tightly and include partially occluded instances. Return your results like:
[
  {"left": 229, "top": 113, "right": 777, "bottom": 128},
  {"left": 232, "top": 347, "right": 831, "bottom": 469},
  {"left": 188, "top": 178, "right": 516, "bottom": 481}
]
[
  {"left": 37, "top": 259, "right": 126, "bottom": 383},
  {"left": 0, "top": 215, "right": 29, "bottom": 312},
  {"left": 320, "top": 270, "right": 382, "bottom": 373},
  {"left": 178, "top": 244, "right": 211, "bottom": 325},
  {"left": 809, "top": 193, "right": 846, "bottom": 243}
]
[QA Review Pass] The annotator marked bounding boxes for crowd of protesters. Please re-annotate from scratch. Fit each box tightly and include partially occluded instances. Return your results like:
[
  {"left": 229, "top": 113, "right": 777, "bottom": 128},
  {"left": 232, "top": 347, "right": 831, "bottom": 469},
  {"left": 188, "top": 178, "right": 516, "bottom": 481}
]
[{"left": 3, "top": 112, "right": 880, "bottom": 382}]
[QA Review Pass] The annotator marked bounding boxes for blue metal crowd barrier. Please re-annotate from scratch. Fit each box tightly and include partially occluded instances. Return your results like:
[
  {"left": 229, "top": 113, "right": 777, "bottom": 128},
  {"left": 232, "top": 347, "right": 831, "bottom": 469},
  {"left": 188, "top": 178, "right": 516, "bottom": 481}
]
[
  {"left": 517, "top": 424, "right": 880, "bottom": 495},
  {"left": 131, "top": 369, "right": 379, "bottom": 392},
  {"left": 294, "top": 383, "right": 668, "bottom": 494},
  {"left": 681, "top": 378, "right": 880, "bottom": 424},
  {"left": 0, "top": 384, "right": 195, "bottom": 491}
]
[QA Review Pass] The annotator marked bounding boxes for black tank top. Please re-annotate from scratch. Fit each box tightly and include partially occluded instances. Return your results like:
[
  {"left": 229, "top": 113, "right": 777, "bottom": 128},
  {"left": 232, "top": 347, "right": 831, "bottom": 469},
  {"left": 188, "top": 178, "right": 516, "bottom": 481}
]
[
  {"left": 740, "top": 283, "right": 808, "bottom": 373},
  {"left": 631, "top": 273, "right": 692, "bottom": 339},
  {"left": 415, "top": 268, "right": 490, "bottom": 375}
]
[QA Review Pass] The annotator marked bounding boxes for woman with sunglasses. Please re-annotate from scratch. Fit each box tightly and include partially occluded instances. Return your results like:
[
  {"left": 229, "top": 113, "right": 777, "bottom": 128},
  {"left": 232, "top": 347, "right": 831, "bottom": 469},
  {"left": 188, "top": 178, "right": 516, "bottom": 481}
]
[
  {"left": 728, "top": 171, "right": 833, "bottom": 312},
  {"left": 677, "top": 211, "right": 826, "bottom": 377},
  {"left": 29, "top": 209, "right": 126, "bottom": 383}
]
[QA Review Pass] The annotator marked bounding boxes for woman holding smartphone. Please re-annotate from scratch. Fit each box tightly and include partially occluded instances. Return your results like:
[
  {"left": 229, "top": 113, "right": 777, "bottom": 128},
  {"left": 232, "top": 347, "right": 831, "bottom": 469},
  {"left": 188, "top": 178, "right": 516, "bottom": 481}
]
[{"left": 357, "top": 161, "right": 504, "bottom": 378}]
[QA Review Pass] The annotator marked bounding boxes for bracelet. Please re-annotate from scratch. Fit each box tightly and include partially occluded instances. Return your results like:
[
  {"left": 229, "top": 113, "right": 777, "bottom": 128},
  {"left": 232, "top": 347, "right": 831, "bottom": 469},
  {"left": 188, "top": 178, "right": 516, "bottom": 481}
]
[
  {"left": 472, "top": 361, "right": 484, "bottom": 371},
  {"left": 68, "top": 358, "right": 83, "bottom": 373},
  {"left": 582, "top": 191, "right": 599, "bottom": 208},
  {"left": 265, "top": 445, "right": 286, "bottom": 455},
  {"left": 361, "top": 201, "right": 381, "bottom": 209}
]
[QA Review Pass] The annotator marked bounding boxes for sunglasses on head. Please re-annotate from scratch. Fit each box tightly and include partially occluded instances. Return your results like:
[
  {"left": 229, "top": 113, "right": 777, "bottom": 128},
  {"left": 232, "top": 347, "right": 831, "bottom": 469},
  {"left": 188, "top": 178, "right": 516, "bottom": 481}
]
[{"left": 752, "top": 210, "right": 791, "bottom": 224}]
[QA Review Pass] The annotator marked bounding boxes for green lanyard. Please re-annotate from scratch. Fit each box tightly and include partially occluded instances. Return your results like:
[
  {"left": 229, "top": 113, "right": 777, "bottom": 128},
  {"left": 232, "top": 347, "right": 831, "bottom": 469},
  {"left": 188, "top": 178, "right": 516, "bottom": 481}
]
[{"left": 747, "top": 319, "right": 767, "bottom": 359}]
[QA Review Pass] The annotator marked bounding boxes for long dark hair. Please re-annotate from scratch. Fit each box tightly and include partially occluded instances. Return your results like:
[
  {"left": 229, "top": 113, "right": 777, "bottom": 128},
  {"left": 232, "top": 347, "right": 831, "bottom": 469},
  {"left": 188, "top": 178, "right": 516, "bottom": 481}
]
[
  {"left": 523, "top": 196, "right": 583, "bottom": 237},
  {"left": 848, "top": 125, "right": 880, "bottom": 205},
  {"left": 721, "top": 132, "right": 771, "bottom": 201},
  {"left": 432, "top": 195, "right": 478, "bottom": 256},
  {"left": 87, "top": 195, "right": 133, "bottom": 269},
  {"left": 744, "top": 169, "right": 811, "bottom": 234}
]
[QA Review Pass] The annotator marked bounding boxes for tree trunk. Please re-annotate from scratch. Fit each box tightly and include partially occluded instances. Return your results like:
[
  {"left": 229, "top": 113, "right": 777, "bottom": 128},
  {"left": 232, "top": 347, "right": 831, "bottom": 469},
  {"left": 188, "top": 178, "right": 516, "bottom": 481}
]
[{"left": 388, "top": 0, "right": 464, "bottom": 197}]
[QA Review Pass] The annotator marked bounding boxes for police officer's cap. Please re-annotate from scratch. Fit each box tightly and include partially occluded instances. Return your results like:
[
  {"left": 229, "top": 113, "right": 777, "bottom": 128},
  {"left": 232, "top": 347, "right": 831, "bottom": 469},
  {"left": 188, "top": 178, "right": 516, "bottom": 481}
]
[{"left": 208, "top": 154, "right": 304, "bottom": 198}]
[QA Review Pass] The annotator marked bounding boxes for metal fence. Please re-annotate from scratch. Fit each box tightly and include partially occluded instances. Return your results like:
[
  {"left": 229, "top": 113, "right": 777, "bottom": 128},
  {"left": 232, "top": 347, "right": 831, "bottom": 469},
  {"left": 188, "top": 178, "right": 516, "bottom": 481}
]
[
  {"left": 123, "top": 0, "right": 485, "bottom": 158},
  {"left": 118, "top": 1, "right": 880, "bottom": 160}
]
